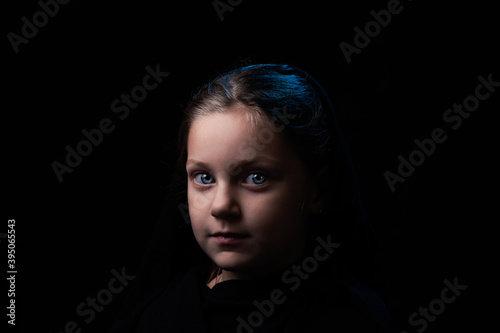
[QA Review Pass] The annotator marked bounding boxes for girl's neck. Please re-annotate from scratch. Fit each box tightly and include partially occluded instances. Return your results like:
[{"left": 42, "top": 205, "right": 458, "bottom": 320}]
[
  {"left": 206, "top": 260, "right": 300, "bottom": 289},
  {"left": 206, "top": 270, "right": 258, "bottom": 289}
]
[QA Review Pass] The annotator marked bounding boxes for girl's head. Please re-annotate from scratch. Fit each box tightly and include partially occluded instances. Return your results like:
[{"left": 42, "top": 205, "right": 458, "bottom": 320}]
[{"left": 177, "top": 64, "right": 340, "bottom": 280}]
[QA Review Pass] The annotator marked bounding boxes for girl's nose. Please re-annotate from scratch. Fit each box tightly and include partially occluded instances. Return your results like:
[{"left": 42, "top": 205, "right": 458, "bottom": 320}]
[{"left": 210, "top": 183, "right": 240, "bottom": 220}]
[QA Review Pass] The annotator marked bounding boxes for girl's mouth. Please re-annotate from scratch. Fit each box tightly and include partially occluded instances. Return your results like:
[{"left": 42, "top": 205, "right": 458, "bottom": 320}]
[{"left": 211, "top": 232, "right": 250, "bottom": 244}]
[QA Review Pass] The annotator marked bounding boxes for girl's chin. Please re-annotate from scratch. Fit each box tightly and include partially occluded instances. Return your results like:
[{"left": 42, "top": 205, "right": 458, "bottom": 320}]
[
  {"left": 211, "top": 253, "right": 256, "bottom": 272},
  {"left": 211, "top": 256, "right": 281, "bottom": 280}
]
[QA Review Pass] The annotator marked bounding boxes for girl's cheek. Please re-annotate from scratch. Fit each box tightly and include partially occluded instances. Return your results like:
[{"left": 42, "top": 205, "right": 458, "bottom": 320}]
[
  {"left": 188, "top": 191, "right": 212, "bottom": 216},
  {"left": 190, "top": 221, "right": 206, "bottom": 245}
]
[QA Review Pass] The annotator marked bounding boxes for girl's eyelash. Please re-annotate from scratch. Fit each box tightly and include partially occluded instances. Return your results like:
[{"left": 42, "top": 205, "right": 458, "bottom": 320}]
[
  {"left": 190, "top": 171, "right": 212, "bottom": 181},
  {"left": 246, "top": 171, "right": 270, "bottom": 182},
  {"left": 190, "top": 171, "right": 206, "bottom": 177},
  {"left": 190, "top": 170, "right": 210, "bottom": 179},
  {"left": 190, "top": 171, "right": 270, "bottom": 183}
]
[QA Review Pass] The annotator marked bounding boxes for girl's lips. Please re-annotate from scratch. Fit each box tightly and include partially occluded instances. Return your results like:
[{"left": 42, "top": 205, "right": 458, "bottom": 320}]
[
  {"left": 211, "top": 232, "right": 250, "bottom": 245},
  {"left": 211, "top": 231, "right": 250, "bottom": 237}
]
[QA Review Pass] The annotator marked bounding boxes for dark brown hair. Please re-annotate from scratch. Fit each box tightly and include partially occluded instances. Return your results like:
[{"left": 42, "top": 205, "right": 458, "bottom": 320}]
[{"left": 177, "top": 64, "right": 336, "bottom": 179}]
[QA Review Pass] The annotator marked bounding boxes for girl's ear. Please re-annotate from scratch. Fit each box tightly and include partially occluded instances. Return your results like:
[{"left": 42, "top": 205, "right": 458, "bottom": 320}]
[{"left": 309, "top": 165, "right": 329, "bottom": 214}]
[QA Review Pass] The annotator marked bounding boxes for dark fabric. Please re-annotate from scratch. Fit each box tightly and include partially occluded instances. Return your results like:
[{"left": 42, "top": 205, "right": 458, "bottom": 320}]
[{"left": 133, "top": 256, "right": 390, "bottom": 333}]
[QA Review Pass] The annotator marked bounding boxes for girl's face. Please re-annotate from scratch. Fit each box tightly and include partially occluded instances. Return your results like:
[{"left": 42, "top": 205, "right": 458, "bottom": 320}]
[{"left": 186, "top": 105, "right": 322, "bottom": 280}]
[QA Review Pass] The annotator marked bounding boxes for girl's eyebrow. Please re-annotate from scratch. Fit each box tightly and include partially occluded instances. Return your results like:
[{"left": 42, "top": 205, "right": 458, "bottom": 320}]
[
  {"left": 186, "top": 156, "right": 280, "bottom": 169},
  {"left": 186, "top": 159, "right": 206, "bottom": 167}
]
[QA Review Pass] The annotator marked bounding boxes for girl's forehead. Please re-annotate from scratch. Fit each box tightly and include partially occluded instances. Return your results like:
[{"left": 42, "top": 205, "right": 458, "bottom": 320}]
[
  {"left": 189, "top": 107, "right": 274, "bottom": 141},
  {"left": 194, "top": 104, "right": 272, "bottom": 129},
  {"left": 187, "top": 108, "right": 297, "bottom": 167},
  {"left": 189, "top": 110, "right": 252, "bottom": 142}
]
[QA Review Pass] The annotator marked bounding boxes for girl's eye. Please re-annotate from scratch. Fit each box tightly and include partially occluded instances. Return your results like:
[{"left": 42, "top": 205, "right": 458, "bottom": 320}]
[
  {"left": 245, "top": 173, "right": 268, "bottom": 185},
  {"left": 194, "top": 173, "right": 215, "bottom": 185}
]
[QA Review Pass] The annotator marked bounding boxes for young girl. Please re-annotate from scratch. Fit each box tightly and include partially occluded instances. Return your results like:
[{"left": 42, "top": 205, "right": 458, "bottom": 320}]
[{"left": 109, "top": 64, "right": 395, "bottom": 332}]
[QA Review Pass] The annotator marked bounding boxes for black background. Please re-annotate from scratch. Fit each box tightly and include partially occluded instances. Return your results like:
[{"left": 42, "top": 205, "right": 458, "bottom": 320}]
[{"left": 3, "top": 0, "right": 498, "bottom": 332}]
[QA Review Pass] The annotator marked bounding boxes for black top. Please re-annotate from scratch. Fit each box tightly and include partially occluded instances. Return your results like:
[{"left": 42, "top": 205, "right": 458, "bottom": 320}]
[{"left": 133, "top": 258, "right": 392, "bottom": 333}]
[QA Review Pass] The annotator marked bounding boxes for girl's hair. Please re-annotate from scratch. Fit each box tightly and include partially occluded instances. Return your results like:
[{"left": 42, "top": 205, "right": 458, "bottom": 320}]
[
  {"left": 177, "top": 63, "right": 338, "bottom": 188},
  {"left": 176, "top": 64, "right": 344, "bottom": 282}
]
